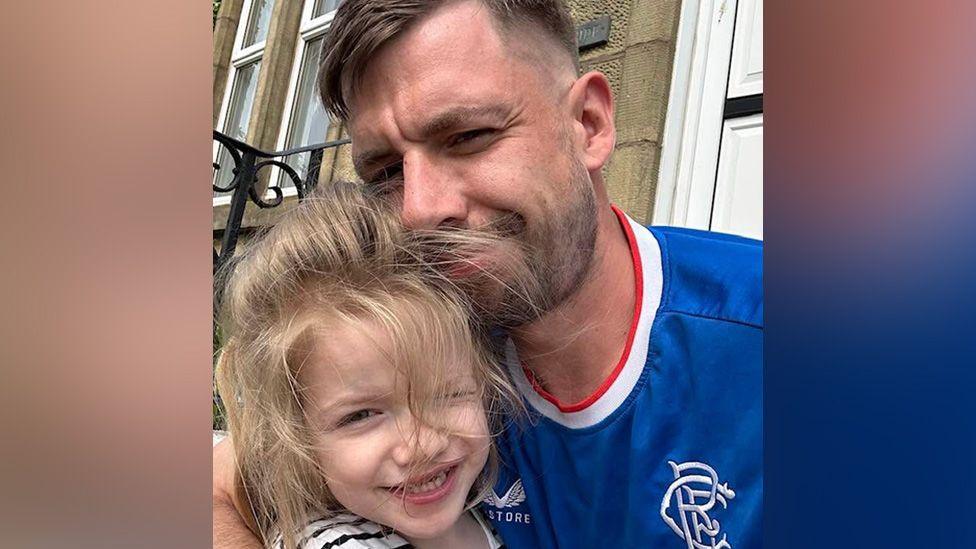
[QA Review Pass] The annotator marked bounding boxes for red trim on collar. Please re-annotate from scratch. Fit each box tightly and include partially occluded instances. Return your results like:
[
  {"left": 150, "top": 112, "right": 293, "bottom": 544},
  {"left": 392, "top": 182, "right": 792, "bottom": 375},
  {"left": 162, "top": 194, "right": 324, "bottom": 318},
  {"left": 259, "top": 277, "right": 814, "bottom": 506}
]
[{"left": 521, "top": 205, "right": 644, "bottom": 413}]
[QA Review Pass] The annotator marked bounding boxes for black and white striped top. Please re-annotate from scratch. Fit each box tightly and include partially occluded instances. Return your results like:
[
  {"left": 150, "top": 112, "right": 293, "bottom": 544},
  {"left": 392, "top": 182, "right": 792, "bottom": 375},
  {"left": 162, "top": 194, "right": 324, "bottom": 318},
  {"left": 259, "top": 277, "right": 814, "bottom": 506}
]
[{"left": 271, "top": 510, "right": 504, "bottom": 549}]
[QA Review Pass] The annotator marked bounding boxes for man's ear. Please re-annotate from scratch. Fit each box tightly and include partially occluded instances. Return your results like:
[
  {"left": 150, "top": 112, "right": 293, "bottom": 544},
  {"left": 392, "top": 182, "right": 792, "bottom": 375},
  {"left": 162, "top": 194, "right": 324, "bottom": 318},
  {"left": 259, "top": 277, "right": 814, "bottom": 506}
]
[{"left": 568, "top": 71, "right": 616, "bottom": 172}]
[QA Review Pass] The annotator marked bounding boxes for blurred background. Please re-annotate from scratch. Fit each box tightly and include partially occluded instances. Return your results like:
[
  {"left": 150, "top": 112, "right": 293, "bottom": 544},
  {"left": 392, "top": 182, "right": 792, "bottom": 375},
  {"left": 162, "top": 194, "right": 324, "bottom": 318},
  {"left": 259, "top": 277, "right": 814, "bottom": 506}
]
[{"left": 2, "top": 1, "right": 974, "bottom": 547}]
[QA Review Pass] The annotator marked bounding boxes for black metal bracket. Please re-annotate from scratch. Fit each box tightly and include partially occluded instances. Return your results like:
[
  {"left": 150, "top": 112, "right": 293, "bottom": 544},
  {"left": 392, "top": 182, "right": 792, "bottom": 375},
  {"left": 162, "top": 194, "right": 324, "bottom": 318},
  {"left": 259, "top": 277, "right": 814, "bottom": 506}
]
[{"left": 212, "top": 130, "right": 350, "bottom": 278}]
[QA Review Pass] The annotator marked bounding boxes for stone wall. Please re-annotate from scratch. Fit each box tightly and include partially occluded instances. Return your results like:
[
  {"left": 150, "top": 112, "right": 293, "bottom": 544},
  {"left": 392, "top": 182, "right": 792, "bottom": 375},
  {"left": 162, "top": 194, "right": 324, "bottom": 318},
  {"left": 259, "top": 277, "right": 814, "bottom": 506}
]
[{"left": 568, "top": 0, "right": 682, "bottom": 223}]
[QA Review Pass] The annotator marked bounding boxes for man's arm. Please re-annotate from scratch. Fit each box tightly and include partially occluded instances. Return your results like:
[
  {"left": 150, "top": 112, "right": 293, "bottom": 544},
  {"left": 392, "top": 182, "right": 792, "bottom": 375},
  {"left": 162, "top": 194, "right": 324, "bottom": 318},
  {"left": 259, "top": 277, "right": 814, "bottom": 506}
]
[{"left": 213, "top": 438, "right": 262, "bottom": 549}]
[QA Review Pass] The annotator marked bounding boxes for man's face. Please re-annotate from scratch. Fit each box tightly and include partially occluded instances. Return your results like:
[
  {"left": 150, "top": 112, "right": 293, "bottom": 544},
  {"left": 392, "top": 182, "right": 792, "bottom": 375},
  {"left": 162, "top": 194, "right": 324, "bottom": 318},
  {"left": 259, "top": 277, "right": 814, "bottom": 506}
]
[{"left": 346, "top": 1, "right": 597, "bottom": 325}]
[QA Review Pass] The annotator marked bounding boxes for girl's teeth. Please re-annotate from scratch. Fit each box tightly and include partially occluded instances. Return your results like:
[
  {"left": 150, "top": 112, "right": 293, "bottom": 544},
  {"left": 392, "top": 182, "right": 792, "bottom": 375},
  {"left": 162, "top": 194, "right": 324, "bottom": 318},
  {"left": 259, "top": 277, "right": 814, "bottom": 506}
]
[{"left": 405, "top": 469, "right": 449, "bottom": 494}]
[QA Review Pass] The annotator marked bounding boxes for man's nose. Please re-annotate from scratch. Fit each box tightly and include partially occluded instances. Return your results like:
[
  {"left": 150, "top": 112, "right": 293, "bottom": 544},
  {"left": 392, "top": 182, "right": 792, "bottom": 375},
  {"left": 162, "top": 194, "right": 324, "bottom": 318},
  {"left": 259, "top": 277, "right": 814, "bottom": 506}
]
[{"left": 399, "top": 153, "right": 468, "bottom": 230}]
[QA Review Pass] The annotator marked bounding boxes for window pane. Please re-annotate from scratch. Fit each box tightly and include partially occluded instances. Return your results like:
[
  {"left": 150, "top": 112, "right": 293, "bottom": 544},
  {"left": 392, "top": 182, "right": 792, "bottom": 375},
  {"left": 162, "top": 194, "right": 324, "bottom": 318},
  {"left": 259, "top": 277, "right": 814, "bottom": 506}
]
[
  {"left": 312, "top": 0, "right": 342, "bottom": 18},
  {"left": 278, "top": 37, "right": 331, "bottom": 189},
  {"left": 215, "top": 61, "right": 262, "bottom": 196},
  {"left": 243, "top": 0, "right": 275, "bottom": 48}
]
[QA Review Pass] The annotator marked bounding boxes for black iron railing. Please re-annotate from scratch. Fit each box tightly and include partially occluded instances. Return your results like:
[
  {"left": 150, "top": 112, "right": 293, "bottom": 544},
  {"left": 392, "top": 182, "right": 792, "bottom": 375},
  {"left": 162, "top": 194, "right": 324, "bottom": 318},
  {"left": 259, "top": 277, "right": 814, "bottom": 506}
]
[
  {"left": 212, "top": 130, "right": 350, "bottom": 428},
  {"left": 212, "top": 130, "right": 350, "bottom": 278}
]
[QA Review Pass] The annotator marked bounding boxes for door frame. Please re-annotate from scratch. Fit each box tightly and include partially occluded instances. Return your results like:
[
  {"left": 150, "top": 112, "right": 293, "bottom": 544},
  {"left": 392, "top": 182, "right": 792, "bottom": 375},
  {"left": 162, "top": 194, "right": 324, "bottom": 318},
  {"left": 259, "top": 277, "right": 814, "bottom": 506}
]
[{"left": 653, "top": 0, "right": 740, "bottom": 229}]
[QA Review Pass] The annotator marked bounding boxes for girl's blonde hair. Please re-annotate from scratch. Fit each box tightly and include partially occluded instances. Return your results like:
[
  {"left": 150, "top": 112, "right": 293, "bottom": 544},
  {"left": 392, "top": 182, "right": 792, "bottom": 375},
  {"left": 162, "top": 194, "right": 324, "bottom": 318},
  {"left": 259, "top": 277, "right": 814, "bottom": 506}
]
[{"left": 214, "top": 181, "right": 522, "bottom": 548}]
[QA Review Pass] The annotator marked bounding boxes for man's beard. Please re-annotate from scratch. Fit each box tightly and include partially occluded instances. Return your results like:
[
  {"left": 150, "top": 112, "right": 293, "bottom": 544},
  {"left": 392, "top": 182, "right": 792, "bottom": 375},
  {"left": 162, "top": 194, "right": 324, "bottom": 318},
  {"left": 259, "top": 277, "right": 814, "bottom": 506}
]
[
  {"left": 410, "top": 158, "right": 598, "bottom": 328},
  {"left": 494, "top": 158, "right": 597, "bottom": 327}
]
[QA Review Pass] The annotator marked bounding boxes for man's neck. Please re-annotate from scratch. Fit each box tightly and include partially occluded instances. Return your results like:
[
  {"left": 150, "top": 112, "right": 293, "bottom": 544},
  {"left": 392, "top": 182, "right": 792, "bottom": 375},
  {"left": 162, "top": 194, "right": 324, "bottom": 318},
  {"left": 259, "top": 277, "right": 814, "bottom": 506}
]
[
  {"left": 404, "top": 510, "right": 486, "bottom": 549},
  {"left": 511, "top": 206, "right": 637, "bottom": 405}
]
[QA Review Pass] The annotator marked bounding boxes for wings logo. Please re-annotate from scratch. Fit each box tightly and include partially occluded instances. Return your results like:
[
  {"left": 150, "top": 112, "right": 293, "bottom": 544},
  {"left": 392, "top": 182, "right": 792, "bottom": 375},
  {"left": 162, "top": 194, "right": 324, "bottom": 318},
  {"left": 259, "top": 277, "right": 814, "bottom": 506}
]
[
  {"left": 484, "top": 479, "right": 526, "bottom": 508},
  {"left": 483, "top": 479, "right": 531, "bottom": 524},
  {"left": 660, "top": 461, "right": 736, "bottom": 549}
]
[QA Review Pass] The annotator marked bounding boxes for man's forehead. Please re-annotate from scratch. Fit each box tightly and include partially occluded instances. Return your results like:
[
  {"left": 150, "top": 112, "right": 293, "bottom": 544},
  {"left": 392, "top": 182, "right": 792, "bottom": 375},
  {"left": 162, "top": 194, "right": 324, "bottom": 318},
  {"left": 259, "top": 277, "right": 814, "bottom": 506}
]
[
  {"left": 347, "top": 9, "right": 509, "bottom": 98},
  {"left": 340, "top": 0, "right": 570, "bottom": 153}
]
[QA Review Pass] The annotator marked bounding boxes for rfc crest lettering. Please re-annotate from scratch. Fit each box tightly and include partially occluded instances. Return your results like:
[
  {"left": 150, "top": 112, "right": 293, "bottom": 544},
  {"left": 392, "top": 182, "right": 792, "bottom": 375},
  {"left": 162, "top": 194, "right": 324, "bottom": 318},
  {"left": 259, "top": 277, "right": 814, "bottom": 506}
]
[{"left": 660, "top": 460, "right": 736, "bottom": 549}]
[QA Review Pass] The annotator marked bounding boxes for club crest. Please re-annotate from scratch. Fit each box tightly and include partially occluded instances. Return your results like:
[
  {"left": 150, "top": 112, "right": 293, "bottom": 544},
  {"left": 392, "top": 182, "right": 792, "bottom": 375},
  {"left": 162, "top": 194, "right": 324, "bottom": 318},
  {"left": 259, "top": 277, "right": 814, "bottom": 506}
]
[{"left": 660, "top": 460, "right": 736, "bottom": 549}]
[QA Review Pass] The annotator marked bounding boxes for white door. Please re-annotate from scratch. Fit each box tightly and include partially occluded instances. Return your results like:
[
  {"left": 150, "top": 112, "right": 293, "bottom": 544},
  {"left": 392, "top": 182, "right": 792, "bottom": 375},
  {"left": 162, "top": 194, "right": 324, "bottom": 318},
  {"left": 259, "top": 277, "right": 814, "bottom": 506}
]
[
  {"left": 712, "top": 113, "right": 762, "bottom": 239},
  {"left": 654, "top": 0, "right": 763, "bottom": 240}
]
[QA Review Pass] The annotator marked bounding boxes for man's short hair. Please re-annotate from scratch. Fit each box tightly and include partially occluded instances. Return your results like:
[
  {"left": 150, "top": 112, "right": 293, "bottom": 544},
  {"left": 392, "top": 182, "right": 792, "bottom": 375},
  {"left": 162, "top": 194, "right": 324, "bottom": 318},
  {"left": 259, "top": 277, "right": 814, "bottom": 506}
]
[{"left": 318, "top": 0, "right": 579, "bottom": 120}]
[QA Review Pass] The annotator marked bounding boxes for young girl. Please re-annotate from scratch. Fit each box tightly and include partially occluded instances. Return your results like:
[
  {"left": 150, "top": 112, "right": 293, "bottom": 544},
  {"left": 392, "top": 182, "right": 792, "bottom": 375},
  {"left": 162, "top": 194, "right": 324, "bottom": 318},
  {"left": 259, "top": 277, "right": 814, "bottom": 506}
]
[{"left": 215, "top": 181, "right": 521, "bottom": 549}]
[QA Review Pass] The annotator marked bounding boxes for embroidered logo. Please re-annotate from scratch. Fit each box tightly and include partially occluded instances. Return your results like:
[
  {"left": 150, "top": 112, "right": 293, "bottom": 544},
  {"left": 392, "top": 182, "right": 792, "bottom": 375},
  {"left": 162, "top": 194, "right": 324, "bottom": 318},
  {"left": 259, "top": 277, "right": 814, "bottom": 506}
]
[
  {"left": 483, "top": 479, "right": 531, "bottom": 524},
  {"left": 660, "top": 460, "right": 736, "bottom": 549},
  {"left": 484, "top": 478, "right": 525, "bottom": 508}
]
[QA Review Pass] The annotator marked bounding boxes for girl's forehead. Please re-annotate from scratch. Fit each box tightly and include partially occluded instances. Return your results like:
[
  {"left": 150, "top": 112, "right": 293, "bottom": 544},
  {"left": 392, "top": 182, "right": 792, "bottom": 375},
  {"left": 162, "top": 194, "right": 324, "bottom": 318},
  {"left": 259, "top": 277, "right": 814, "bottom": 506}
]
[{"left": 299, "top": 315, "right": 479, "bottom": 393}]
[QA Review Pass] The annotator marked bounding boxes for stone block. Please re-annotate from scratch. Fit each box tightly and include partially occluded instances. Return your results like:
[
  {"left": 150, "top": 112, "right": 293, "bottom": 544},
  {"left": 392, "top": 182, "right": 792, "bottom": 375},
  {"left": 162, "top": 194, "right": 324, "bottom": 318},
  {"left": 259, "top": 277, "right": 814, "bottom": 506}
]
[
  {"left": 569, "top": 0, "right": 632, "bottom": 60},
  {"left": 614, "top": 41, "right": 674, "bottom": 145},
  {"left": 332, "top": 140, "right": 358, "bottom": 184},
  {"left": 625, "top": 0, "right": 681, "bottom": 46},
  {"left": 317, "top": 118, "right": 346, "bottom": 184},
  {"left": 604, "top": 141, "right": 661, "bottom": 224},
  {"left": 246, "top": 0, "right": 303, "bottom": 151},
  {"left": 212, "top": 0, "right": 244, "bottom": 128}
]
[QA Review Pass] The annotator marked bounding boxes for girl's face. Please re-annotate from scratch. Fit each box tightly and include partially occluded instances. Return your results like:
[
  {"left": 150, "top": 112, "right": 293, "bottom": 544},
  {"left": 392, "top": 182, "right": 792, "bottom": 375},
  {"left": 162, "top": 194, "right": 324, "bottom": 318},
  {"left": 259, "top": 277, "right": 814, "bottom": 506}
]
[{"left": 300, "top": 319, "right": 491, "bottom": 541}]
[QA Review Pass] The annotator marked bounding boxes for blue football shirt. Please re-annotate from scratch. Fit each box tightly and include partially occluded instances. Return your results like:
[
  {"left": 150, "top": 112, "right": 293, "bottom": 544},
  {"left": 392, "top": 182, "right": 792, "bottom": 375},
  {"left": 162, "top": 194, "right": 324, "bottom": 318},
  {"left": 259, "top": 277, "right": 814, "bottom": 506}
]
[{"left": 483, "top": 209, "right": 762, "bottom": 549}]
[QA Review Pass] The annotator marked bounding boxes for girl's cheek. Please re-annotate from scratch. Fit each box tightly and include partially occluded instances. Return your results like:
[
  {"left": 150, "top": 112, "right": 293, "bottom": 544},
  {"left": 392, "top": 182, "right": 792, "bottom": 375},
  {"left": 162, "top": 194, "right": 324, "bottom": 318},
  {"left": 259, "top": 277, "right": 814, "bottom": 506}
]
[
  {"left": 317, "top": 440, "right": 375, "bottom": 484},
  {"left": 314, "top": 436, "right": 359, "bottom": 469}
]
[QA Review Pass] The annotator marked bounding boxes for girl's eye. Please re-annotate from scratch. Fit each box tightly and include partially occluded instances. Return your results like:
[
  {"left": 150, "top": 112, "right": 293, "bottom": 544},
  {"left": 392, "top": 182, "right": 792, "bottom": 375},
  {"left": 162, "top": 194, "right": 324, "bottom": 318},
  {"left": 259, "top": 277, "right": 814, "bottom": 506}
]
[
  {"left": 443, "top": 389, "right": 479, "bottom": 401},
  {"left": 337, "top": 409, "right": 380, "bottom": 428}
]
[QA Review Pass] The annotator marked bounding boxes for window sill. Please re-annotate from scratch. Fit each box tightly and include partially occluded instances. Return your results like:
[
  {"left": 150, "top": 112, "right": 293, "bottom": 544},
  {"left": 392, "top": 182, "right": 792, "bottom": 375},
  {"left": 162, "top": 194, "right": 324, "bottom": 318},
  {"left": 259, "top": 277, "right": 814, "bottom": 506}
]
[{"left": 212, "top": 193, "right": 301, "bottom": 236}]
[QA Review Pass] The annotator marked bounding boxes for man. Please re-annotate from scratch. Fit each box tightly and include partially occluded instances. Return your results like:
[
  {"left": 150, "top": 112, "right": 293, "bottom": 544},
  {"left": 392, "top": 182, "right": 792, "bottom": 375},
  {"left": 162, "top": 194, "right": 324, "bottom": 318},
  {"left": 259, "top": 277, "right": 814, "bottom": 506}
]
[{"left": 214, "top": 1, "right": 762, "bottom": 547}]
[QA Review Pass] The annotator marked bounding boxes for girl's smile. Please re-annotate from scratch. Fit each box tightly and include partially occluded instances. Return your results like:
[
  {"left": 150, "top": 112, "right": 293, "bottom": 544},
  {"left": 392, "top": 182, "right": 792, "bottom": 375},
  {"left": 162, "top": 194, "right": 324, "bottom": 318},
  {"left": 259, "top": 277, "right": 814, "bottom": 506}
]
[
  {"left": 387, "top": 461, "right": 462, "bottom": 505},
  {"left": 301, "top": 318, "right": 491, "bottom": 543}
]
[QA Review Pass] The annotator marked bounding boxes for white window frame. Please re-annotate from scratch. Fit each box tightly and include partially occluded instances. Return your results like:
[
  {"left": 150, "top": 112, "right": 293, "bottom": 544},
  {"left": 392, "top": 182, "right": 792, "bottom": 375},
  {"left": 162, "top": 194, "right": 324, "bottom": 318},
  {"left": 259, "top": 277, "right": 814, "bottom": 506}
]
[
  {"left": 268, "top": 0, "right": 341, "bottom": 199},
  {"left": 213, "top": 0, "right": 275, "bottom": 206},
  {"left": 236, "top": 0, "right": 275, "bottom": 59},
  {"left": 653, "top": 0, "right": 739, "bottom": 229}
]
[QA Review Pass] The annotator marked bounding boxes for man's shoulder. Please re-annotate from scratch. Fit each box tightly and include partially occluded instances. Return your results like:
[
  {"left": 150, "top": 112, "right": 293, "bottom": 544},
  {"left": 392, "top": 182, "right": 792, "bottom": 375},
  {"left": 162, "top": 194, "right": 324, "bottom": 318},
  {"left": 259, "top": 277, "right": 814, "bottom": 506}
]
[{"left": 645, "top": 225, "right": 763, "bottom": 328}]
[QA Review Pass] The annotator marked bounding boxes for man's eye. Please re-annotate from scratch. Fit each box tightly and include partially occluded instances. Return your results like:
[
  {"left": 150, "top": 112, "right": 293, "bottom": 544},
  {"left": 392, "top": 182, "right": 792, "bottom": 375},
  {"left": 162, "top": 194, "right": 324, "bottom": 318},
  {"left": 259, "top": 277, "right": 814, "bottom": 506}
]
[
  {"left": 448, "top": 129, "right": 494, "bottom": 149},
  {"left": 337, "top": 409, "right": 380, "bottom": 427}
]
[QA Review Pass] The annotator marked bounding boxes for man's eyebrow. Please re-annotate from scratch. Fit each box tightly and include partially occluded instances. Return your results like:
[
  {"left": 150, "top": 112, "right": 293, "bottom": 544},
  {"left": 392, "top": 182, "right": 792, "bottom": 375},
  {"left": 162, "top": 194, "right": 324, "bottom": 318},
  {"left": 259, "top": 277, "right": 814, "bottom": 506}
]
[{"left": 418, "top": 104, "right": 512, "bottom": 138}]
